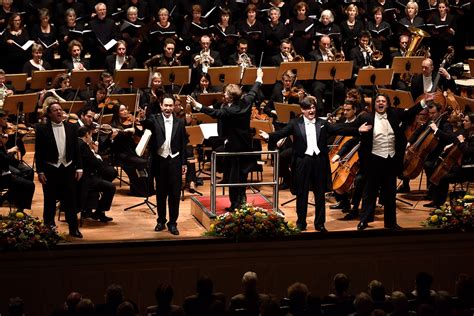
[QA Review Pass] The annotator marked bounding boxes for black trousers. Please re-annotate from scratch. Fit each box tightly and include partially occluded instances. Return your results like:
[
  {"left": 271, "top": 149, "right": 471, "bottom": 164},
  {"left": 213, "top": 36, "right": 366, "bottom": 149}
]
[
  {"left": 225, "top": 156, "right": 249, "bottom": 210},
  {"left": 154, "top": 155, "right": 182, "bottom": 227},
  {"left": 42, "top": 164, "right": 77, "bottom": 229},
  {"left": 0, "top": 173, "right": 35, "bottom": 211},
  {"left": 361, "top": 154, "right": 397, "bottom": 227},
  {"left": 295, "top": 154, "right": 326, "bottom": 228}
]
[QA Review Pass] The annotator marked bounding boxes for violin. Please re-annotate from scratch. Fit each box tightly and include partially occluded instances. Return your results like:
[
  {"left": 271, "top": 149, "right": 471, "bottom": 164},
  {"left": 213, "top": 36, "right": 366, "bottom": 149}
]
[
  {"left": 283, "top": 87, "right": 306, "bottom": 100},
  {"left": 98, "top": 98, "right": 120, "bottom": 109},
  {"left": 4, "top": 123, "right": 34, "bottom": 136},
  {"left": 67, "top": 113, "right": 79, "bottom": 124}
]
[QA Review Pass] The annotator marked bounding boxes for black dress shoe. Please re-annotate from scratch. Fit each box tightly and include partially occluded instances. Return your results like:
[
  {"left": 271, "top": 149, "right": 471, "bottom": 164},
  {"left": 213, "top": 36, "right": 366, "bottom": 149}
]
[
  {"left": 385, "top": 224, "right": 403, "bottom": 232},
  {"left": 315, "top": 225, "right": 328, "bottom": 233},
  {"left": 168, "top": 225, "right": 180, "bottom": 235},
  {"left": 98, "top": 214, "right": 113, "bottom": 222},
  {"left": 296, "top": 224, "right": 307, "bottom": 231},
  {"left": 423, "top": 202, "right": 437, "bottom": 208},
  {"left": 357, "top": 222, "right": 368, "bottom": 231},
  {"left": 154, "top": 223, "right": 166, "bottom": 231},
  {"left": 343, "top": 212, "right": 359, "bottom": 220},
  {"left": 69, "top": 229, "right": 83, "bottom": 238},
  {"left": 278, "top": 183, "right": 289, "bottom": 190}
]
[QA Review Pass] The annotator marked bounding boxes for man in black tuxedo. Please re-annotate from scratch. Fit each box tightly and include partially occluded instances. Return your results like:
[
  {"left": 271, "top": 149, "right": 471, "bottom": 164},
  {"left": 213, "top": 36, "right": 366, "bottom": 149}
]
[
  {"left": 187, "top": 68, "right": 264, "bottom": 212},
  {"left": 62, "top": 40, "right": 90, "bottom": 72},
  {"left": 351, "top": 93, "right": 433, "bottom": 231},
  {"left": 410, "top": 57, "right": 456, "bottom": 101},
  {"left": 390, "top": 34, "right": 410, "bottom": 91},
  {"left": 140, "top": 94, "right": 187, "bottom": 235},
  {"left": 348, "top": 31, "right": 382, "bottom": 73},
  {"left": 35, "top": 102, "right": 83, "bottom": 238},
  {"left": 227, "top": 39, "right": 256, "bottom": 67},
  {"left": 260, "top": 96, "right": 350, "bottom": 232},
  {"left": 270, "top": 39, "right": 293, "bottom": 66}
]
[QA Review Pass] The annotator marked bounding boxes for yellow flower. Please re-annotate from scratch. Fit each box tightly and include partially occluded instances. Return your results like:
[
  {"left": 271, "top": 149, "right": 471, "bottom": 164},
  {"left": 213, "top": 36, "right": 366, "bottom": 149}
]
[
  {"left": 15, "top": 212, "right": 25, "bottom": 219},
  {"left": 209, "top": 224, "right": 215, "bottom": 231},
  {"left": 430, "top": 215, "right": 438, "bottom": 222}
]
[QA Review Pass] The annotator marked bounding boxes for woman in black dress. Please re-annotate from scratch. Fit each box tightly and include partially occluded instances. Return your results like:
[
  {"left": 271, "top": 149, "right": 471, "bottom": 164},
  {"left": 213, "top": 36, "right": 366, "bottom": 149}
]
[
  {"left": 22, "top": 43, "right": 52, "bottom": 77},
  {"left": 30, "top": 8, "right": 58, "bottom": 67},
  {"left": 2, "top": 13, "right": 30, "bottom": 74}
]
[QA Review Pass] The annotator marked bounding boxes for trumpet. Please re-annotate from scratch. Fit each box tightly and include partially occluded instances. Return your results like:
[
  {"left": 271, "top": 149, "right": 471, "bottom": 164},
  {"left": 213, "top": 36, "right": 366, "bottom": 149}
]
[
  {"left": 194, "top": 50, "right": 213, "bottom": 68},
  {"left": 238, "top": 53, "right": 253, "bottom": 68},
  {"left": 365, "top": 42, "right": 383, "bottom": 63},
  {"left": 326, "top": 43, "right": 345, "bottom": 61}
]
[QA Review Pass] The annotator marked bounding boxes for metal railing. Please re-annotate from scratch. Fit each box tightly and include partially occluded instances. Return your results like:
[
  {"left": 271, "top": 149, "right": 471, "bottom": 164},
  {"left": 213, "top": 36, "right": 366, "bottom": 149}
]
[{"left": 210, "top": 150, "right": 280, "bottom": 216}]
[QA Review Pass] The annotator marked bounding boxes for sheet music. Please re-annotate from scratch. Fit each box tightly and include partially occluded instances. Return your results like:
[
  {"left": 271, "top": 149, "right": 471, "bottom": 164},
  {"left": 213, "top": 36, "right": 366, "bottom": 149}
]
[
  {"left": 135, "top": 129, "right": 152, "bottom": 156},
  {"left": 199, "top": 123, "right": 218, "bottom": 139}
]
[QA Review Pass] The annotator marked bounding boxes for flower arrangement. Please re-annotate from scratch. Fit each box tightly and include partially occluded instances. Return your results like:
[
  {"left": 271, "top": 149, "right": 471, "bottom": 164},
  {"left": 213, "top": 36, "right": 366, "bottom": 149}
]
[
  {"left": 205, "top": 204, "right": 299, "bottom": 241},
  {"left": 0, "top": 212, "right": 63, "bottom": 251},
  {"left": 423, "top": 194, "right": 474, "bottom": 230}
]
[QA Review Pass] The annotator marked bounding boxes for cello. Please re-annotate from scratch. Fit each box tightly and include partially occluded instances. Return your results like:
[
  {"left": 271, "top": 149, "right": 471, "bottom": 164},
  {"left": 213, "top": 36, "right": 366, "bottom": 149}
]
[
  {"left": 429, "top": 143, "right": 463, "bottom": 186},
  {"left": 332, "top": 143, "right": 360, "bottom": 194},
  {"left": 402, "top": 111, "right": 449, "bottom": 179}
]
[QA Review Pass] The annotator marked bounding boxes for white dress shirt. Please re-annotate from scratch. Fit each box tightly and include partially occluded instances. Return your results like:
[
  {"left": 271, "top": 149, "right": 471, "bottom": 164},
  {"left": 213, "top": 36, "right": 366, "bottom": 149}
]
[
  {"left": 49, "top": 121, "right": 72, "bottom": 167},
  {"left": 115, "top": 56, "right": 125, "bottom": 71},
  {"left": 372, "top": 112, "right": 396, "bottom": 158},
  {"left": 157, "top": 114, "right": 179, "bottom": 158},
  {"left": 423, "top": 75, "right": 433, "bottom": 93},
  {"left": 303, "top": 117, "right": 320, "bottom": 156}
]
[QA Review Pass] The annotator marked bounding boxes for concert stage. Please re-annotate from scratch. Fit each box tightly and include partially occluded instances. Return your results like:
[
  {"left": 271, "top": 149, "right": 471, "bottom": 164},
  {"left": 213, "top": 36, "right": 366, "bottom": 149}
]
[{"left": 2, "top": 150, "right": 474, "bottom": 315}]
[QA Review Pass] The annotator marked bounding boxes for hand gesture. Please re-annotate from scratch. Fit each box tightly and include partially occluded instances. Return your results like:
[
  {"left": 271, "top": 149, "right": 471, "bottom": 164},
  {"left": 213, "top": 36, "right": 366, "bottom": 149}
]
[
  {"left": 358, "top": 122, "right": 372, "bottom": 133},
  {"left": 259, "top": 130, "right": 269, "bottom": 140}
]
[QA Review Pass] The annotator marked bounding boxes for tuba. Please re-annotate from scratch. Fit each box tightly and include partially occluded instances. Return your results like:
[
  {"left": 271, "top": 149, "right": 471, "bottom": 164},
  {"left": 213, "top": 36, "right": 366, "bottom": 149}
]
[{"left": 400, "top": 26, "right": 431, "bottom": 85}]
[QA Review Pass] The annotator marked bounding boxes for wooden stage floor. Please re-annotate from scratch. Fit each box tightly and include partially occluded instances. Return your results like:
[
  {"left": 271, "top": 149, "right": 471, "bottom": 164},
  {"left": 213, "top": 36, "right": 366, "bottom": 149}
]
[{"left": 0, "top": 147, "right": 443, "bottom": 244}]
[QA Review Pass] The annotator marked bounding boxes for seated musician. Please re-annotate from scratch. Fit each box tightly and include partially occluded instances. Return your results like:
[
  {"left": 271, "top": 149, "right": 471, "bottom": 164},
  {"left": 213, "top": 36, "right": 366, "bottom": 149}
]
[
  {"left": 62, "top": 40, "right": 90, "bottom": 72},
  {"left": 110, "top": 103, "right": 150, "bottom": 197},
  {"left": 190, "top": 72, "right": 220, "bottom": 101},
  {"left": 104, "top": 40, "right": 139, "bottom": 75},
  {"left": 77, "top": 125, "right": 116, "bottom": 222},
  {"left": 410, "top": 57, "right": 455, "bottom": 101},
  {"left": 227, "top": 39, "right": 256, "bottom": 67},
  {"left": 269, "top": 38, "right": 294, "bottom": 66},
  {"left": 429, "top": 113, "right": 474, "bottom": 207},
  {"left": 140, "top": 72, "right": 166, "bottom": 116},
  {"left": 0, "top": 113, "right": 35, "bottom": 213},
  {"left": 406, "top": 103, "right": 455, "bottom": 206},
  {"left": 390, "top": 34, "right": 410, "bottom": 91},
  {"left": 144, "top": 38, "right": 181, "bottom": 69},
  {"left": 40, "top": 73, "right": 76, "bottom": 103},
  {"left": 307, "top": 35, "right": 346, "bottom": 115},
  {"left": 0, "top": 69, "right": 14, "bottom": 110},
  {"left": 263, "top": 70, "right": 305, "bottom": 121}
]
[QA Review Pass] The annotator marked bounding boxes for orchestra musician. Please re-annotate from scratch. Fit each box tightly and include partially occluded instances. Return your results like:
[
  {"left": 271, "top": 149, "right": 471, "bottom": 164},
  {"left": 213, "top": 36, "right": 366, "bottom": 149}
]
[
  {"left": 140, "top": 94, "right": 188, "bottom": 236},
  {"left": 105, "top": 40, "right": 138, "bottom": 75},
  {"left": 307, "top": 35, "right": 346, "bottom": 114},
  {"left": 110, "top": 103, "right": 150, "bottom": 197},
  {"left": 140, "top": 72, "right": 166, "bottom": 116},
  {"left": 62, "top": 40, "right": 90, "bottom": 72},
  {"left": 429, "top": 113, "right": 474, "bottom": 208},
  {"left": 76, "top": 125, "right": 116, "bottom": 223},
  {"left": 35, "top": 101, "right": 83, "bottom": 238},
  {"left": 410, "top": 58, "right": 455, "bottom": 101},
  {"left": 270, "top": 38, "right": 294, "bottom": 66},
  {"left": 406, "top": 103, "right": 455, "bottom": 206},
  {"left": 0, "top": 69, "right": 14, "bottom": 109},
  {"left": 0, "top": 112, "right": 35, "bottom": 213},
  {"left": 187, "top": 68, "right": 264, "bottom": 212},
  {"left": 227, "top": 39, "right": 256, "bottom": 68},
  {"left": 144, "top": 38, "right": 181, "bottom": 69}
]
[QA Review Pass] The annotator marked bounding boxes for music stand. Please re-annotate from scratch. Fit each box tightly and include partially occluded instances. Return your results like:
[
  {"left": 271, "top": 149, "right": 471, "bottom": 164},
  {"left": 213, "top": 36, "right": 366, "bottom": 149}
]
[
  {"left": 154, "top": 66, "right": 190, "bottom": 88},
  {"left": 5, "top": 74, "right": 27, "bottom": 92},
  {"left": 467, "top": 58, "right": 474, "bottom": 78},
  {"left": 392, "top": 56, "right": 424, "bottom": 74},
  {"left": 241, "top": 67, "right": 278, "bottom": 85},
  {"left": 60, "top": 101, "right": 86, "bottom": 113},
  {"left": 184, "top": 125, "right": 204, "bottom": 197},
  {"left": 250, "top": 119, "right": 273, "bottom": 139},
  {"left": 30, "top": 69, "right": 68, "bottom": 90},
  {"left": 377, "top": 88, "right": 415, "bottom": 109},
  {"left": 109, "top": 94, "right": 137, "bottom": 112},
  {"left": 192, "top": 113, "right": 217, "bottom": 124},
  {"left": 277, "top": 61, "right": 316, "bottom": 80},
  {"left": 315, "top": 61, "right": 353, "bottom": 110},
  {"left": 114, "top": 69, "right": 149, "bottom": 92},
  {"left": 274, "top": 103, "right": 301, "bottom": 123},
  {"left": 355, "top": 68, "right": 394, "bottom": 100},
  {"left": 197, "top": 93, "right": 222, "bottom": 107},
  {"left": 208, "top": 66, "right": 241, "bottom": 85},
  {"left": 70, "top": 70, "right": 104, "bottom": 99},
  {"left": 4, "top": 93, "right": 38, "bottom": 143},
  {"left": 453, "top": 95, "right": 474, "bottom": 112}
]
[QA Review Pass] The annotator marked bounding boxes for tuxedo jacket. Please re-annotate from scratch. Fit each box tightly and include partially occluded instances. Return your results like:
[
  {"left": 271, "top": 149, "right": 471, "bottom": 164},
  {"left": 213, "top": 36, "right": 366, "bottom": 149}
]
[
  {"left": 62, "top": 57, "right": 91, "bottom": 72},
  {"left": 349, "top": 103, "right": 424, "bottom": 173},
  {"left": 35, "top": 121, "right": 82, "bottom": 174},
  {"left": 270, "top": 54, "right": 284, "bottom": 66},
  {"left": 105, "top": 54, "right": 139, "bottom": 74},
  {"left": 141, "top": 114, "right": 187, "bottom": 165},
  {"left": 268, "top": 116, "right": 350, "bottom": 191},
  {"left": 199, "top": 81, "right": 261, "bottom": 152}
]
